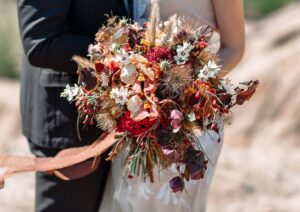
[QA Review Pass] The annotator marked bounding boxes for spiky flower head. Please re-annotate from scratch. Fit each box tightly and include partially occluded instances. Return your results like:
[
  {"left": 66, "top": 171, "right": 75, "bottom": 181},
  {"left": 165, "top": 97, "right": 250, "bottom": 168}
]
[
  {"left": 160, "top": 60, "right": 171, "bottom": 71},
  {"left": 159, "top": 64, "right": 193, "bottom": 99}
]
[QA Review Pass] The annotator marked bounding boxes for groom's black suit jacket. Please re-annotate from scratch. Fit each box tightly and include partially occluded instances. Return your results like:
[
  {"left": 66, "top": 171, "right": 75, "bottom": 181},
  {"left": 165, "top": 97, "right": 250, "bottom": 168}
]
[{"left": 17, "top": 0, "right": 128, "bottom": 149}]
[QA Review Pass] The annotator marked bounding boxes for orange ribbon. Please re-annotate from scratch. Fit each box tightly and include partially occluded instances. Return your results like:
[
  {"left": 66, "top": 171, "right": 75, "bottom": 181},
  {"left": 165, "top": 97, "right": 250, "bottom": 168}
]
[{"left": 0, "top": 132, "right": 117, "bottom": 188}]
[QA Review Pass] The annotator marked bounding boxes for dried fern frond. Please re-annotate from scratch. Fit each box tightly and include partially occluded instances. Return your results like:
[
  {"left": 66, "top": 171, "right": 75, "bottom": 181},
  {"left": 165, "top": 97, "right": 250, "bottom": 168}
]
[
  {"left": 72, "top": 55, "right": 94, "bottom": 70},
  {"left": 146, "top": 3, "right": 160, "bottom": 46}
]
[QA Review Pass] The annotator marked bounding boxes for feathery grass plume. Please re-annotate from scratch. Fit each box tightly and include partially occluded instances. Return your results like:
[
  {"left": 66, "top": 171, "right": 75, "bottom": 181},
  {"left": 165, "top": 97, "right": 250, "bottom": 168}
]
[
  {"left": 146, "top": 2, "right": 160, "bottom": 46},
  {"left": 72, "top": 55, "right": 94, "bottom": 70},
  {"left": 95, "top": 112, "right": 116, "bottom": 132},
  {"left": 194, "top": 25, "right": 213, "bottom": 41},
  {"left": 162, "top": 14, "right": 177, "bottom": 47},
  {"left": 180, "top": 17, "right": 195, "bottom": 35},
  {"left": 95, "top": 28, "right": 113, "bottom": 45},
  {"left": 96, "top": 100, "right": 123, "bottom": 131}
]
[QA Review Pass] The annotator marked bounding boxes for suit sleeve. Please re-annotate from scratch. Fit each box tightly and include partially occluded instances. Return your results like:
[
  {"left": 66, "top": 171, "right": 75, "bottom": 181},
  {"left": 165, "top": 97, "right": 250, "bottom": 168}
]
[{"left": 17, "top": 0, "right": 94, "bottom": 73}]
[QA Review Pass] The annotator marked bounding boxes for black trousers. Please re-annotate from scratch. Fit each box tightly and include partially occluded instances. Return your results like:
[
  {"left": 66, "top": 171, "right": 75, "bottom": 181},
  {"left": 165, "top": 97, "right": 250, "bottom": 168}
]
[{"left": 29, "top": 141, "right": 111, "bottom": 212}]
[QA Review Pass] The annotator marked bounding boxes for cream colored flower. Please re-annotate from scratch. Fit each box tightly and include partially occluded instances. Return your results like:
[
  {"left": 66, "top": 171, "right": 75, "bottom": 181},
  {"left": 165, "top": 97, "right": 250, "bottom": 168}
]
[
  {"left": 129, "top": 54, "right": 148, "bottom": 64},
  {"left": 174, "top": 42, "right": 194, "bottom": 65},
  {"left": 120, "top": 64, "right": 138, "bottom": 85},
  {"left": 139, "top": 64, "right": 155, "bottom": 81},
  {"left": 61, "top": 84, "right": 80, "bottom": 102},
  {"left": 198, "top": 60, "right": 222, "bottom": 81},
  {"left": 127, "top": 95, "right": 143, "bottom": 117},
  {"left": 110, "top": 87, "right": 130, "bottom": 105}
]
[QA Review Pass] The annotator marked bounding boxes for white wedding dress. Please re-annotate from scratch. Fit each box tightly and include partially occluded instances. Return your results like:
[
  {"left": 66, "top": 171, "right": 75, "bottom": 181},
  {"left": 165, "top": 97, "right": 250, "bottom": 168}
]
[{"left": 99, "top": 1, "right": 223, "bottom": 211}]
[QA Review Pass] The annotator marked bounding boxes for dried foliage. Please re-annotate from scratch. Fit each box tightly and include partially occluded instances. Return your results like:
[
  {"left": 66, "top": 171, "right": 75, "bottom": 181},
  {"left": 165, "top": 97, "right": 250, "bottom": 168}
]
[{"left": 62, "top": 4, "right": 259, "bottom": 194}]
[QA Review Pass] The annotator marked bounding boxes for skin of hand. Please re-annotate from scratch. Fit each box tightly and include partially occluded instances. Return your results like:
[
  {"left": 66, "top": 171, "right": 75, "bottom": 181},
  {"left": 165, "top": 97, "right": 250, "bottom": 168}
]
[{"left": 212, "top": 0, "right": 245, "bottom": 78}]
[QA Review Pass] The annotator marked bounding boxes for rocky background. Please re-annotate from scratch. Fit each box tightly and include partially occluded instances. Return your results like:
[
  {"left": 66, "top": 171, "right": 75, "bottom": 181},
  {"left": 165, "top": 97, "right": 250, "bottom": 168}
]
[{"left": 0, "top": 1, "right": 300, "bottom": 211}]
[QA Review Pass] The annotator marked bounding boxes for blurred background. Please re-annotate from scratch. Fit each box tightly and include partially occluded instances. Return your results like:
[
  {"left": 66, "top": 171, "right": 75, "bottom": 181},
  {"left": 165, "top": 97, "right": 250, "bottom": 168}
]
[{"left": 0, "top": 0, "right": 299, "bottom": 211}]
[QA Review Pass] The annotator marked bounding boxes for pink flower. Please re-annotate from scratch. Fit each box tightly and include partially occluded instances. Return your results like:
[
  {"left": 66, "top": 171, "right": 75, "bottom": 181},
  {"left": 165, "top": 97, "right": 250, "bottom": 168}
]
[{"left": 170, "top": 110, "right": 184, "bottom": 133}]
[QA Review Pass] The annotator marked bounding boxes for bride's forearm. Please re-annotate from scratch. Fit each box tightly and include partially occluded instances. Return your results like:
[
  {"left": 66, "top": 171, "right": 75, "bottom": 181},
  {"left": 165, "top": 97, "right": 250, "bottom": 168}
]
[
  {"left": 212, "top": 0, "right": 245, "bottom": 78},
  {"left": 217, "top": 45, "right": 244, "bottom": 78}
]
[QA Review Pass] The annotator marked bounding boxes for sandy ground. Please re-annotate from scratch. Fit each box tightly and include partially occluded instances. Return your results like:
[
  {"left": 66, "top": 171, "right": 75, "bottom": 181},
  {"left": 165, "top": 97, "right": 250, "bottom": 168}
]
[{"left": 0, "top": 2, "right": 300, "bottom": 212}]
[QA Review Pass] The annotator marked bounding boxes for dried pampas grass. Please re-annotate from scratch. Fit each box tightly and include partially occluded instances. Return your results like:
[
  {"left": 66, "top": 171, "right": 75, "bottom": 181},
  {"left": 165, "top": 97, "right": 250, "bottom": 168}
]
[
  {"left": 96, "top": 112, "right": 116, "bottom": 132},
  {"left": 72, "top": 55, "right": 94, "bottom": 70},
  {"left": 146, "top": 2, "right": 160, "bottom": 46}
]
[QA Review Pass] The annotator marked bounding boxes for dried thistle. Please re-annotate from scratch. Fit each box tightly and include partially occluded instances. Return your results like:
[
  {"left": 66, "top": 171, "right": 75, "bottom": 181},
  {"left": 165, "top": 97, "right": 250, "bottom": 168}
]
[
  {"left": 159, "top": 64, "right": 193, "bottom": 98},
  {"left": 146, "top": 3, "right": 160, "bottom": 46},
  {"left": 95, "top": 98, "right": 123, "bottom": 132}
]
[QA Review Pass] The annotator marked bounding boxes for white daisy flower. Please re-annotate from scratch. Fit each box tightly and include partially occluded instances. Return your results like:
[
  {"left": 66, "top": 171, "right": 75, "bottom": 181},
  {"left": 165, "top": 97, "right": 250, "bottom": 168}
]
[
  {"left": 174, "top": 42, "right": 194, "bottom": 65},
  {"left": 61, "top": 84, "right": 81, "bottom": 102},
  {"left": 116, "top": 49, "right": 130, "bottom": 66},
  {"left": 174, "top": 55, "right": 189, "bottom": 65},
  {"left": 219, "top": 78, "right": 234, "bottom": 94},
  {"left": 110, "top": 87, "right": 130, "bottom": 105},
  {"left": 198, "top": 60, "right": 222, "bottom": 81},
  {"left": 88, "top": 44, "right": 100, "bottom": 57}
]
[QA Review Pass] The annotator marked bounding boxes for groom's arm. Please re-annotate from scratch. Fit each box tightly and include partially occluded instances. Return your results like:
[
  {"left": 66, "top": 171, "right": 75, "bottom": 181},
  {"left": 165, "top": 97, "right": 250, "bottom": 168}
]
[{"left": 17, "top": 0, "right": 94, "bottom": 73}]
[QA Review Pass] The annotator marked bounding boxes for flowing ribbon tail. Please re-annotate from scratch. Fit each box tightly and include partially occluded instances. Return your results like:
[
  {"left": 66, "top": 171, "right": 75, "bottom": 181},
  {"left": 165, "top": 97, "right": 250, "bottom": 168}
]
[{"left": 0, "top": 132, "right": 117, "bottom": 189}]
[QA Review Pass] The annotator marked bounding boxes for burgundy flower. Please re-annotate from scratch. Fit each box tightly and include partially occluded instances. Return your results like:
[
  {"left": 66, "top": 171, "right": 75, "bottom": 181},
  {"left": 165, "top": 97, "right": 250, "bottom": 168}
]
[
  {"left": 169, "top": 176, "right": 184, "bottom": 193},
  {"left": 146, "top": 47, "right": 172, "bottom": 63},
  {"left": 156, "top": 129, "right": 172, "bottom": 146},
  {"left": 186, "top": 151, "right": 207, "bottom": 180},
  {"left": 186, "top": 162, "right": 204, "bottom": 180},
  {"left": 78, "top": 68, "right": 97, "bottom": 90},
  {"left": 95, "top": 62, "right": 105, "bottom": 73}
]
